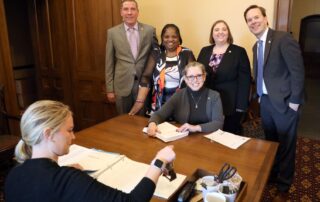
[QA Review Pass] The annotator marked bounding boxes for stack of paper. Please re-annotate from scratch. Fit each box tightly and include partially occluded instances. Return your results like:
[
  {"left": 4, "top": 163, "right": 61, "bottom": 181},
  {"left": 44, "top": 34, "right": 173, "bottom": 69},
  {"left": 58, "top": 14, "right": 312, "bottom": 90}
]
[
  {"left": 143, "top": 122, "right": 189, "bottom": 142},
  {"left": 58, "top": 144, "right": 186, "bottom": 199},
  {"left": 204, "top": 129, "right": 251, "bottom": 149}
]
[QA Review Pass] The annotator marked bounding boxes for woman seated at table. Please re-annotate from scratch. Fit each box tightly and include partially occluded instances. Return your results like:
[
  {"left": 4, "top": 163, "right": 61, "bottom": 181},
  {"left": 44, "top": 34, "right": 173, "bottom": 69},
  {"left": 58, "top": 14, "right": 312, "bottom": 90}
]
[
  {"left": 147, "top": 62, "right": 224, "bottom": 136},
  {"left": 5, "top": 100, "right": 175, "bottom": 202},
  {"left": 129, "top": 23, "right": 195, "bottom": 115}
]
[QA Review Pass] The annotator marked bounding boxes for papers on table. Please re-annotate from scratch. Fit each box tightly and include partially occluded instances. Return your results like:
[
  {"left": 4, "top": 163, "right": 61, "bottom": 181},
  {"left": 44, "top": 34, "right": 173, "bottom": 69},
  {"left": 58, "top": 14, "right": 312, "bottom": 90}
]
[
  {"left": 96, "top": 156, "right": 186, "bottom": 199},
  {"left": 58, "top": 144, "right": 186, "bottom": 199},
  {"left": 204, "top": 129, "right": 251, "bottom": 149},
  {"left": 58, "top": 144, "right": 120, "bottom": 171},
  {"left": 143, "top": 122, "right": 189, "bottom": 142}
]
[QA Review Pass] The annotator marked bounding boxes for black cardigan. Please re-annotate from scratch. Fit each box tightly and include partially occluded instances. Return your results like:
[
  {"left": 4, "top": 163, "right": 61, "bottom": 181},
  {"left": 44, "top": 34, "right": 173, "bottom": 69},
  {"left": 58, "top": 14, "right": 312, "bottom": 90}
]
[{"left": 5, "top": 158, "right": 155, "bottom": 202}]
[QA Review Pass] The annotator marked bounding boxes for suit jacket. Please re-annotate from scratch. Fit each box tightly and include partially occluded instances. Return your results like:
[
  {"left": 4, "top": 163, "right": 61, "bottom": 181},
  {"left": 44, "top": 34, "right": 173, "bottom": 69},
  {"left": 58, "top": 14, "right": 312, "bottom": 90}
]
[
  {"left": 197, "top": 44, "right": 251, "bottom": 116},
  {"left": 253, "top": 29, "right": 305, "bottom": 113},
  {"left": 105, "top": 22, "right": 156, "bottom": 97},
  {"left": 149, "top": 88, "right": 224, "bottom": 133}
]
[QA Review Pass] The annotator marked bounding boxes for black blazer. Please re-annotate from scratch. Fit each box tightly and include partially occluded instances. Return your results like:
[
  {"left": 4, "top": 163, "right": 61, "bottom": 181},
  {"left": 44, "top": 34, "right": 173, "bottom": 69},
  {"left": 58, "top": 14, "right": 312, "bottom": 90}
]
[
  {"left": 252, "top": 29, "right": 305, "bottom": 113},
  {"left": 197, "top": 44, "right": 251, "bottom": 116}
]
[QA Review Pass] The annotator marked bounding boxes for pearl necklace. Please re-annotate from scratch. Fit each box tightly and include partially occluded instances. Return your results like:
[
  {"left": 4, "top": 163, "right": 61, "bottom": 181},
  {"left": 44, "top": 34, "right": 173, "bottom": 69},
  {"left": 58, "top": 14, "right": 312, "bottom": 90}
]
[{"left": 190, "top": 93, "right": 202, "bottom": 109}]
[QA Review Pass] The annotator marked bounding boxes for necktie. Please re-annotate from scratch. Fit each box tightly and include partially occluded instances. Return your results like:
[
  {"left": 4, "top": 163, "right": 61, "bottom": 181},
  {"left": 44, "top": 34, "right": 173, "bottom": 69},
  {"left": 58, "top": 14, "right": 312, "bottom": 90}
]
[
  {"left": 128, "top": 28, "right": 138, "bottom": 59},
  {"left": 257, "top": 40, "right": 264, "bottom": 96}
]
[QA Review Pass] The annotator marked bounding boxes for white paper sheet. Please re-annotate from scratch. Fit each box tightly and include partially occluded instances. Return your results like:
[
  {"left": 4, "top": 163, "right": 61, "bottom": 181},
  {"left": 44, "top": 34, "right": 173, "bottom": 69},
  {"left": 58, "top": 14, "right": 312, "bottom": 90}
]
[
  {"left": 204, "top": 129, "right": 251, "bottom": 149},
  {"left": 58, "top": 144, "right": 186, "bottom": 199}
]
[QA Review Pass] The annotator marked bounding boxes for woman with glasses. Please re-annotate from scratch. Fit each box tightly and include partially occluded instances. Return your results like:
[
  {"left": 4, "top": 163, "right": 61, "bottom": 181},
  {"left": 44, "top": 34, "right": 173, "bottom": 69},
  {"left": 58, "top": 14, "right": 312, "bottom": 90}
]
[
  {"left": 147, "top": 62, "right": 224, "bottom": 136},
  {"left": 197, "top": 20, "right": 251, "bottom": 134},
  {"left": 129, "top": 24, "right": 195, "bottom": 115}
]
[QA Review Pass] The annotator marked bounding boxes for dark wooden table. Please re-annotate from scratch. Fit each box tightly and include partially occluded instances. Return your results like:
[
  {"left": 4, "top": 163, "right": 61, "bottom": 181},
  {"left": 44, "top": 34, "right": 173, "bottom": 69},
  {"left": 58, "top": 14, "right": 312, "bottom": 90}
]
[{"left": 75, "top": 115, "right": 278, "bottom": 202}]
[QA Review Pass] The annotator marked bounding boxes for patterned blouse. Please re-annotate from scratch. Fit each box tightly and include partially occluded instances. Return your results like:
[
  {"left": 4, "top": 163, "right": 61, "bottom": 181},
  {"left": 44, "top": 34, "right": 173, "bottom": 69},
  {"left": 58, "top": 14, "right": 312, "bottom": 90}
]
[
  {"left": 209, "top": 53, "right": 224, "bottom": 76},
  {"left": 140, "top": 45, "right": 195, "bottom": 113}
]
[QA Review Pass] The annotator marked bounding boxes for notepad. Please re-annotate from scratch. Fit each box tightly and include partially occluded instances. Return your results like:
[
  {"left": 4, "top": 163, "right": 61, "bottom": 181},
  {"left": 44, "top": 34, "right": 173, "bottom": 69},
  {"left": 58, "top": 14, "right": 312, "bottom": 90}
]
[
  {"left": 204, "top": 129, "right": 251, "bottom": 149},
  {"left": 58, "top": 144, "right": 186, "bottom": 199},
  {"left": 143, "top": 122, "right": 189, "bottom": 142}
]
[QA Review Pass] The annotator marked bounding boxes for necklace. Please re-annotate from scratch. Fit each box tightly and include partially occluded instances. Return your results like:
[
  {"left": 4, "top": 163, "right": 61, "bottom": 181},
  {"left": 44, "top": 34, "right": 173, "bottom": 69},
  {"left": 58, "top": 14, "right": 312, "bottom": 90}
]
[{"left": 190, "top": 93, "right": 202, "bottom": 109}]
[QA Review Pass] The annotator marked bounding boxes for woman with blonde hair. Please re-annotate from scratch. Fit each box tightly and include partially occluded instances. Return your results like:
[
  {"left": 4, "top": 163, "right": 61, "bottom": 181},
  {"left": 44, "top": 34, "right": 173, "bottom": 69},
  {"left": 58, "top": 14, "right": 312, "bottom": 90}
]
[
  {"left": 147, "top": 62, "right": 224, "bottom": 136},
  {"left": 5, "top": 100, "right": 175, "bottom": 202}
]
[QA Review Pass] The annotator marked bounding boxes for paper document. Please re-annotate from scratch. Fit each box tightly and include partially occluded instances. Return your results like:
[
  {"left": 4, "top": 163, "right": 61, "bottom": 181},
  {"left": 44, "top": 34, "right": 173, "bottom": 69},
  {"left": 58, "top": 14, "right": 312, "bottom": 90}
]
[
  {"left": 204, "top": 129, "right": 250, "bottom": 149},
  {"left": 58, "top": 144, "right": 120, "bottom": 171},
  {"left": 142, "top": 122, "right": 189, "bottom": 142},
  {"left": 58, "top": 144, "right": 186, "bottom": 199}
]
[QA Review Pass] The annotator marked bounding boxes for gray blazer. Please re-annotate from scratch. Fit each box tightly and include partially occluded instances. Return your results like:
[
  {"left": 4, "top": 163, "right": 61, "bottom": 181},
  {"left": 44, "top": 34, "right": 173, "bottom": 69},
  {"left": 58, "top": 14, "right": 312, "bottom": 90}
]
[
  {"left": 253, "top": 29, "right": 305, "bottom": 113},
  {"left": 149, "top": 88, "right": 224, "bottom": 133},
  {"left": 105, "top": 23, "right": 156, "bottom": 97}
]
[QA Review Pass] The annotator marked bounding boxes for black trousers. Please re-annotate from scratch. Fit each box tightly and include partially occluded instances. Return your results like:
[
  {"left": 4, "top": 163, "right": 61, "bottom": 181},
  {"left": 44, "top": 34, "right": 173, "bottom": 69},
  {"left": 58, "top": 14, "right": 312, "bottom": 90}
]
[
  {"left": 223, "top": 112, "right": 244, "bottom": 135},
  {"left": 260, "top": 95, "right": 300, "bottom": 192}
]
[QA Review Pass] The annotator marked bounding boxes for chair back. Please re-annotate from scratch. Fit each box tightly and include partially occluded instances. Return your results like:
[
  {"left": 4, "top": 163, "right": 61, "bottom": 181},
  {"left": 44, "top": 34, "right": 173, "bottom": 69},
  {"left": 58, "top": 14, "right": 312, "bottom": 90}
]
[
  {"left": 0, "top": 84, "right": 9, "bottom": 134},
  {"left": 0, "top": 84, "right": 20, "bottom": 167}
]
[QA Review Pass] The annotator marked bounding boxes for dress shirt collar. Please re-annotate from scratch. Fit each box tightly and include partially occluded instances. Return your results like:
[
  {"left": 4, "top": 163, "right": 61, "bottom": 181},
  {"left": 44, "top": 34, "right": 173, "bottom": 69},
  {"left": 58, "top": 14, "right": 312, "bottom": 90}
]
[
  {"left": 124, "top": 22, "right": 139, "bottom": 31},
  {"left": 258, "top": 27, "right": 269, "bottom": 43}
]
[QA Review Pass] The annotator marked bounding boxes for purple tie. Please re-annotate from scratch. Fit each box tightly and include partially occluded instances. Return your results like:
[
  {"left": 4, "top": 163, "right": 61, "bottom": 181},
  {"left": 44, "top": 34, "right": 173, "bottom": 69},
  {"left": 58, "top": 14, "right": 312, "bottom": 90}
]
[
  {"left": 128, "top": 28, "right": 138, "bottom": 59},
  {"left": 257, "top": 40, "right": 264, "bottom": 96}
]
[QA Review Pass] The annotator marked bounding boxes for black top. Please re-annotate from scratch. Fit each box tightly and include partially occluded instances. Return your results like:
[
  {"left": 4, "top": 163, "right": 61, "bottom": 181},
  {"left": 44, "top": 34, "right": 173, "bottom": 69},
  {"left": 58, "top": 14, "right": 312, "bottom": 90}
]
[
  {"left": 5, "top": 158, "right": 155, "bottom": 202},
  {"left": 197, "top": 44, "right": 251, "bottom": 115},
  {"left": 187, "top": 87, "right": 209, "bottom": 125}
]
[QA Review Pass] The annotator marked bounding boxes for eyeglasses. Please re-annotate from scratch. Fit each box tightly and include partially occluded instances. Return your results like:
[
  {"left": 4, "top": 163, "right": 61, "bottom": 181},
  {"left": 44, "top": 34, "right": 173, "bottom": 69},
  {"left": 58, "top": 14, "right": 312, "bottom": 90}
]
[{"left": 185, "top": 74, "right": 204, "bottom": 81}]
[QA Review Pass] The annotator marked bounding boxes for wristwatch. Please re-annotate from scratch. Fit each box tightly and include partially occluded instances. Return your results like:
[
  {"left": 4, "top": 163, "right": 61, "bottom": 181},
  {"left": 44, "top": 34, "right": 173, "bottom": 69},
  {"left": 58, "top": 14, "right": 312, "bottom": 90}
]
[{"left": 151, "top": 159, "right": 166, "bottom": 172}]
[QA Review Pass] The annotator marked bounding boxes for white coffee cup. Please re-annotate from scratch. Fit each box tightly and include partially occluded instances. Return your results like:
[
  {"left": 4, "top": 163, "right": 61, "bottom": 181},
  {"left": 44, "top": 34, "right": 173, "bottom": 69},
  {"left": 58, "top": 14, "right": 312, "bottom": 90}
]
[
  {"left": 201, "top": 176, "right": 219, "bottom": 199},
  {"left": 204, "top": 192, "right": 226, "bottom": 202},
  {"left": 218, "top": 182, "right": 238, "bottom": 202}
]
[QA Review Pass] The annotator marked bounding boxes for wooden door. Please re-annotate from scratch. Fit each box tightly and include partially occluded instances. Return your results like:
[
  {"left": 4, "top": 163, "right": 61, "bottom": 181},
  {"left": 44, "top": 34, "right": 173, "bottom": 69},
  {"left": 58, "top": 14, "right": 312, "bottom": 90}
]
[
  {"left": 66, "top": 0, "right": 120, "bottom": 129},
  {"left": 29, "top": 0, "right": 73, "bottom": 106},
  {"left": 29, "top": 0, "right": 121, "bottom": 130}
]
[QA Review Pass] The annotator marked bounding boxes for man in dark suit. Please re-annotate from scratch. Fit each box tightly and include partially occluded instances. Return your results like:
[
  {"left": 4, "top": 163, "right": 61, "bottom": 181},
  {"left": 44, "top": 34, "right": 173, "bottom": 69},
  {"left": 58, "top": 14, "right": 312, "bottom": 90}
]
[
  {"left": 105, "top": 0, "right": 157, "bottom": 114},
  {"left": 244, "top": 5, "right": 305, "bottom": 201}
]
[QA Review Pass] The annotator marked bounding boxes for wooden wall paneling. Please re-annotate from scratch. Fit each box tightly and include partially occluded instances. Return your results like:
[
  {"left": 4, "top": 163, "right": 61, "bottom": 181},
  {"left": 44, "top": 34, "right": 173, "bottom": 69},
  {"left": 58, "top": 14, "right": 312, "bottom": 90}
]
[
  {"left": 28, "top": 0, "right": 46, "bottom": 99},
  {"left": 47, "top": 0, "right": 73, "bottom": 105},
  {"left": 0, "top": 0, "right": 20, "bottom": 135},
  {"left": 29, "top": 0, "right": 121, "bottom": 130},
  {"left": 30, "top": 0, "right": 55, "bottom": 98},
  {"left": 67, "top": 0, "right": 119, "bottom": 129},
  {"left": 111, "top": 0, "right": 121, "bottom": 25},
  {"left": 29, "top": 0, "right": 73, "bottom": 106}
]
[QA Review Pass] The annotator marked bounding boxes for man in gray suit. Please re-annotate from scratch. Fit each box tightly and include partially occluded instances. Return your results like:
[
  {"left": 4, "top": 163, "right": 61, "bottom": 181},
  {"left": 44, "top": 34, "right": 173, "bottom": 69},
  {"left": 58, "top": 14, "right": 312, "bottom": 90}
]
[
  {"left": 105, "top": 0, "right": 157, "bottom": 114},
  {"left": 244, "top": 5, "right": 304, "bottom": 201}
]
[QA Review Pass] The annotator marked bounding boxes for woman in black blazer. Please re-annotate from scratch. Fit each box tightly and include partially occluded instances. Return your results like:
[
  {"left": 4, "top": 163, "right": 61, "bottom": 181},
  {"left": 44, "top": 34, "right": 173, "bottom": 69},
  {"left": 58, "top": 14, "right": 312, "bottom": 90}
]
[{"left": 197, "top": 20, "right": 251, "bottom": 134}]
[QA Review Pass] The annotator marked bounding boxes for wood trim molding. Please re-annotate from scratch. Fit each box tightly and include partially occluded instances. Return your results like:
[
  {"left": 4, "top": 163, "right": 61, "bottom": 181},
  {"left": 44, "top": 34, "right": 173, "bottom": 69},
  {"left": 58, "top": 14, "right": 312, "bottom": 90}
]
[{"left": 275, "top": 0, "right": 293, "bottom": 32}]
